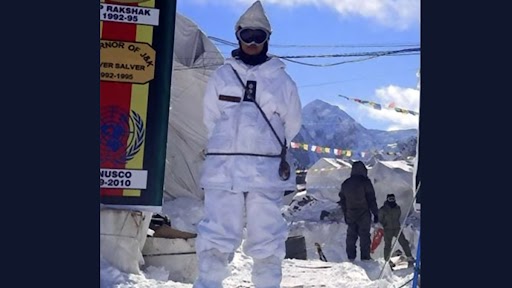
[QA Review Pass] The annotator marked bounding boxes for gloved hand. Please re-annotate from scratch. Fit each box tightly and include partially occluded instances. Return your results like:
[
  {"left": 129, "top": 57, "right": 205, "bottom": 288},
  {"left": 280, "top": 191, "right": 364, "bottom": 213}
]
[{"left": 373, "top": 214, "right": 379, "bottom": 224}]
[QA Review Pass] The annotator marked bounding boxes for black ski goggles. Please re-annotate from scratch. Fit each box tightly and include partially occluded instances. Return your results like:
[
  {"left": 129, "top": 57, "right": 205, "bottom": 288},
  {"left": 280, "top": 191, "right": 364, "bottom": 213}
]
[{"left": 236, "top": 28, "right": 269, "bottom": 46}]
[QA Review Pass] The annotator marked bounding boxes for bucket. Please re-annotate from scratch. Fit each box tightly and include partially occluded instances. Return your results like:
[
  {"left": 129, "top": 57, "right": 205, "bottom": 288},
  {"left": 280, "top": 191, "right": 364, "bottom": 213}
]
[{"left": 285, "top": 235, "right": 307, "bottom": 260}]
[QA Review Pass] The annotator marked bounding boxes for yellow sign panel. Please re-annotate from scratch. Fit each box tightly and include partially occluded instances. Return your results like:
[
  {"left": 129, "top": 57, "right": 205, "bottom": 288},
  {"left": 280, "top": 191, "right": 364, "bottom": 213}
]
[{"left": 100, "top": 40, "right": 156, "bottom": 84}]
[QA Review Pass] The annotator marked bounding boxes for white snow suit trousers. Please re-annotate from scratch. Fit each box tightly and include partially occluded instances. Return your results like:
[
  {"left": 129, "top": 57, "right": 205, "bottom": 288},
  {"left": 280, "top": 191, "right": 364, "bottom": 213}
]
[{"left": 193, "top": 188, "right": 288, "bottom": 288}]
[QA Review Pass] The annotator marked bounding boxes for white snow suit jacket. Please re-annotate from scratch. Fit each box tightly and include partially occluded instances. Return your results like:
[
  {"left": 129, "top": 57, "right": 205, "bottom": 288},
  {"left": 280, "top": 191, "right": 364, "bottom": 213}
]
[{"left": 200, "top": 57, "right": 302, "bottom": 192}]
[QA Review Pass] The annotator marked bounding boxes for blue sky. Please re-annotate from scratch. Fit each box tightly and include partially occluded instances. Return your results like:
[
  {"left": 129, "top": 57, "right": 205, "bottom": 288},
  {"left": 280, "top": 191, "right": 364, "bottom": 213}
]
[{"left": 176, "top": 0, "right": 420, "bottom": 131}]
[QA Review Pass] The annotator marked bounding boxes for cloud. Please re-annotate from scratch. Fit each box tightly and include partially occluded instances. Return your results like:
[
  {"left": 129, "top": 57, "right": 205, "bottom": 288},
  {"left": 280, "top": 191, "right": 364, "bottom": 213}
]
[
  {"left": 187, "top": 0, "right": 420, "bottom": 30},
  {"left": 365, "top": 85, "right": 420, "bottom": 131}
]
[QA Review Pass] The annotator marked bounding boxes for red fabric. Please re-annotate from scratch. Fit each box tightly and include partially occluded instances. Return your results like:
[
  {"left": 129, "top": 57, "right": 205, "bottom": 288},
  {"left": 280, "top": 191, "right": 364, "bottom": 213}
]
[{"left": 371, "top": 227, "right": 384, "bottom": 253}]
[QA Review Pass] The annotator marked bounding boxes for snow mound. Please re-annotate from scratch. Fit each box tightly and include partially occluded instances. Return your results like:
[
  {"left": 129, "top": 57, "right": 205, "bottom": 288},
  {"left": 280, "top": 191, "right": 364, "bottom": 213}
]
[
  {"left": 161, "top": 197, "right": 204, "bottom": 234},
  {"left": 101, "top": 254, "right": 190, "bottom": 288}
]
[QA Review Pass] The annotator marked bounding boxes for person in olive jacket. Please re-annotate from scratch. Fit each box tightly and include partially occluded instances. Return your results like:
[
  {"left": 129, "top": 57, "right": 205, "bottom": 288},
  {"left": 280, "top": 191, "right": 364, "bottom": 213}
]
[
  {"left": 338, "top": 161, "right": 379, "bottom": 261},
  {"left": 378, "top": 194, "right": 414, "bottom": 261}
]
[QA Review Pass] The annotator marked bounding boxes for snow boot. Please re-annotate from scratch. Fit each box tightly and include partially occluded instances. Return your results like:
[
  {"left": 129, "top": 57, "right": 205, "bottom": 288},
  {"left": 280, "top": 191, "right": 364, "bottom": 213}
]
[{"left": 252, "top": 255, "right": 282, "bottom": 288}]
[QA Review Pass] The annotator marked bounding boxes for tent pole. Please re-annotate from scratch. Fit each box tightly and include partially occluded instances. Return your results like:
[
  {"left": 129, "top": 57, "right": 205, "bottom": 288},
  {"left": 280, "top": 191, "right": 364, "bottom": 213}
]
[{"left": 412, "top": 233, "right": 421, "bottom": 288}]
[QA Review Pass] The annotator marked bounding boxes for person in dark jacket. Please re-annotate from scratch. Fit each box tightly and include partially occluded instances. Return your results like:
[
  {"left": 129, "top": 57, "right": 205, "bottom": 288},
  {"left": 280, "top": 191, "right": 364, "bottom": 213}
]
[
  {"left": 338, "top": 161, "right": 379, "bottom": 261},
  {"left": 378, "top": 194, "right": 414, "bottom": 261}
]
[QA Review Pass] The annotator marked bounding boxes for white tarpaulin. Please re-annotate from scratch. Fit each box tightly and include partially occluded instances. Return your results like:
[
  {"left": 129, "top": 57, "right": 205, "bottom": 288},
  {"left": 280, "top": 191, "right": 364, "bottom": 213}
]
[
  {"left": 164, "top": 13, "right": 224, "bottom": 201},
  {"left": 304, "top": 158, "right": 414, "bottom": 222},
  {"left": 305, "top": 158, "right": 352, "bottom": 203},
  {"left": 368, "top": 160, "right": 414, "bottom": 223}
]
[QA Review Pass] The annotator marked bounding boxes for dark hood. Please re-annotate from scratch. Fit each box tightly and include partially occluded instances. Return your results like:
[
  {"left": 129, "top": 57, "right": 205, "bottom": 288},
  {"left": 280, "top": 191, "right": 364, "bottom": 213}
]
[
  {"left": 350, "top": 161, "right": 368, "bottom": 177},
  {"left": 384, "top": 200, "right": 397, "bottom": 208},
  {"left": 231, "top": 41, "right": 270, "bottom": 66}
]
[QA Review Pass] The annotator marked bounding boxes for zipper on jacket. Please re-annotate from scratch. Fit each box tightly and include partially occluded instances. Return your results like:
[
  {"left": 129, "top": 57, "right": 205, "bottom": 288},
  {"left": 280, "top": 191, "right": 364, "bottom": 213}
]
[{"left": 231, "top": 70, "right": 246, "bottom": 191}]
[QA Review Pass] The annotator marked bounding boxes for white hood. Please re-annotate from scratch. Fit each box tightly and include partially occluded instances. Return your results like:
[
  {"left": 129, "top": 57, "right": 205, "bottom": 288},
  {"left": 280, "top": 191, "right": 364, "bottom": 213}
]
[{"left": 235, "top": 1, "right": 272, "bottom": 32}]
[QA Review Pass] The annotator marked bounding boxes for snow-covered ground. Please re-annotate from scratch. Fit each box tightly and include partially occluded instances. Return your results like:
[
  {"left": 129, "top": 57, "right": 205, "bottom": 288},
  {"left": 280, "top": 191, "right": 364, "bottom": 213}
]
[{"left": 101, "top": 192, "right": 420, "bottom": 288}]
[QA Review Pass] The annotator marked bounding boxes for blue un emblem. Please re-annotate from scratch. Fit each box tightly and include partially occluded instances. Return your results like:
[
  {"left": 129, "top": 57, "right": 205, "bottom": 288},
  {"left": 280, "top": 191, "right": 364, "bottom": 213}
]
[{"left": 100, "top": 106, "right": 145, "bottom": 165}]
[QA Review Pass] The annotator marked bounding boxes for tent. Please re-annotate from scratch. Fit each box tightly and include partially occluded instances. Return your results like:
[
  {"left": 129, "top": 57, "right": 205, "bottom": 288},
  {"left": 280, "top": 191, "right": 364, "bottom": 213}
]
[
  {"left": 305, "top": 158, "right": 352, "bottom": 203},
  {"left": 368, "top": 160, "right": 415, "bottom": 223},
  {"left": 304, "top": 158, "right": 415, "bottom": 223},
  {"left": 163, "top": 13, "right": 224, "bottom": 201}
]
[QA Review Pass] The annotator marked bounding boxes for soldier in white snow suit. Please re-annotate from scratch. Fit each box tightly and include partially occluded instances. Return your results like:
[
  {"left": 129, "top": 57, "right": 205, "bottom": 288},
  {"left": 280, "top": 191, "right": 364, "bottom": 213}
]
[{"left": 193, "top": 1, "right": 302, "bottom": 288}]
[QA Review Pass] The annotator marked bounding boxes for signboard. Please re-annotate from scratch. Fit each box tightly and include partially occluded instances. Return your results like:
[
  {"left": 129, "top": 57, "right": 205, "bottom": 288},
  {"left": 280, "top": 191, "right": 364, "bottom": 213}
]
[
  {"left": 100, "top": 3, "right": 160, "bottom": 26},
  {"left": 100, "top": 0, "right": 177, "bottom": 212},
  {"left": 100, "top": 40, "right": 156, "bottom": 84}
]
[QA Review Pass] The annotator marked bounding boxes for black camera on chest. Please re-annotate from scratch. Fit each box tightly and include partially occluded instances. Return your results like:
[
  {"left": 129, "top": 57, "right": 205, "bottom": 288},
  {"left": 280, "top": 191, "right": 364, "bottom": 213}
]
[{"left": 243, "top": 80, "right": 257, "bottom": 102}]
